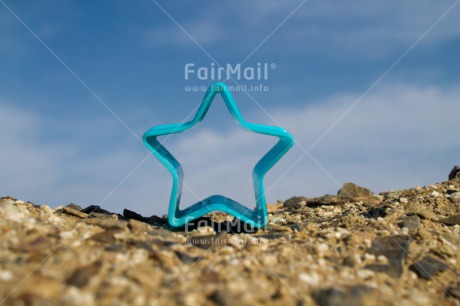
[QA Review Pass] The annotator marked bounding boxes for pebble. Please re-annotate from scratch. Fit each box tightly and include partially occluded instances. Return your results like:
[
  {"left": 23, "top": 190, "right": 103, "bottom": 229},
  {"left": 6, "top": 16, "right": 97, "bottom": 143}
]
[
  {"left": 338, "top": 182, "right": 374, "bottom": 202},
  {"left": 398, "top": 215, "right": 421, "bottom": 230},
  {"left": 89, "top": 229, "right": 120, "bottom": 243},
  {"left": 312, "top": 285, "right": 380, "bottom": 306},
  {"left": 450, "top": 192, "right": 460, "bottom": 201},
  {"left": 308, "top": 194, "right": 344, "bottom": 206},
  {"left": 299, "top": 272, "right": 320, "bottom": 286},
  {"left": 410, "top": 256, "right": 449, "bottom": 280},
  {"left": 59, "top": 206, "right": 89, "bottom": 219},
  {"left": 448, "top": 284, "right": 460, "bottom": 300},
  {"left": 283, "top": 196, "right": 308, "bottom": 209},
  {"left": 66, "top": 261, "right": 103, "bottom": 288},
  {"left": 0, "top": 270, "right": 13, "bottom": 281},
  {"left": 128, "top": 219, "right": 148, "bottom": 235},
  {"left": 438, "top": 215, "right": 460, "bottom": 226},
  {"left": 448, "top": 165, "right": 460, "bottom": 180},
  {"left": 365, "top": 235, "right": 412, "bottom": 278}
]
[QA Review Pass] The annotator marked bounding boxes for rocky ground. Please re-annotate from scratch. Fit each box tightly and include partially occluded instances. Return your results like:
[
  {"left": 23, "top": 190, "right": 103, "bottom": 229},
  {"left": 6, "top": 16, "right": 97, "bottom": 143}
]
[{"left": 1, "top": 167, "right": 460, "bottom": 306}]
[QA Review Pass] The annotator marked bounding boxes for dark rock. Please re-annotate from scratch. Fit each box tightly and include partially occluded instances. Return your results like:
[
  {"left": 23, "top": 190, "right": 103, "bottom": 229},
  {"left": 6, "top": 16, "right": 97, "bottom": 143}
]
[
  {"left": 448, "top": 165, "right": 460, "bottom": 180},
  {"left": 365, "top": 235, "right": 412, "bottom": 278},
  {"left": 438, "top": 215, "right": 460, "bottom": 225},
  {"left": 127, "top": 240, "right": 154, "bottom": 251},
  {"left": 174, "top": 251, "right": 201, "bottom": 264},
  {"left": 81, "top": 205, "right": 113, "bottom": 215},
  {"left": 65, "top": 203, "right": 82, "bottom": 211},
  {"left": 148, "top": 228, "right": 175, "bottom": 239},
  {"left": 307, "top": 195, "right": 344, "bottom": 207},
  {"left": 398, "top": 215, "right": 421, "bottom": 229},
  {"left": 104, "top": 243, "right": 126, "bottom": 252},
  {"left": 290, "top": 223, "right": 303, "bottom": 232},
  {"left": 448, "top": 284, "right": 460, "bottom": 300},
  {"left": 363, "top": 206, "right": 390, "bottom": 219},
  {"left": 123, "top": 209, "right": 166, "bottom": 225},
  {"left": 283, "top": 196, "right": 308, "bottom": 209},
  {"left": 312, "top": 285, "right": 380, "bottom": 306},
  {"left": 151, "top": 239, "right": 176, "bottom": 248},
  {"left": 338, "top": 182, "right": 373, "bottom": 201},
  {"left": 410, "top": 256, "right": 448, "bottom": 280},
  {"left": 66, "top": 260, "right": 102, "bottom": 288}
]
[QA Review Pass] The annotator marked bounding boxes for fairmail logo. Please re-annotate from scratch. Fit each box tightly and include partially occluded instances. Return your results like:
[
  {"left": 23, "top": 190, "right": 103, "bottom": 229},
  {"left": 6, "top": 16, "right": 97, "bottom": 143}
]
[{"left": 184, "top": 62, "right": 276, "bottom": 81}]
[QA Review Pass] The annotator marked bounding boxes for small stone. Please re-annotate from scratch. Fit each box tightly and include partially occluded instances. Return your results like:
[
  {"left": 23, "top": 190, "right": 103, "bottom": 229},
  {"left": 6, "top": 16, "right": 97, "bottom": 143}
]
[
  {"left": 267, "top": 202, "right": 283, "bottom": 213},
  {"left": 312, "top": 285, "right": 380, "bottom": 306},
  {"left": 0, "top": 270, "right": 14, "bottom": 281},
  {"left": 430, "top": 191, "right": 441, "bottom": 197},
  {"left": 299, "top": 272, "right": 320, "bottom": 286},
  {"left": 65, "top": 203, "right": 82, "bottom": 211},
  {"left": 58, "top": 206, "right": 89, "bottom": 219},
  {"left": 363, "top": 206, "right": 390, "bottom": 219},
  {"left": 174, "top": 251, "right": 201, "bottom": 264},
  {"left": 399, "top": 197, "right": 408, "bottom": 203},
  {"left": 283, "top": 196, "right": 308, "bottom": 209},
  {"left": 196, "top": 226, "right": 215, "bottom": 235},
  {"left": 128, "top": 219, "right": 148, "bottom": 235},
  {"left": 209, "top": 288, "right": 241, "bottom": 306},
  {"left": 450, "top": 192, "right": 460, "bottom": 202},
  {"left": 448, "top": 284, "right": 460, "bottom": 300},
  {"left": 448, "top": 165, "right": 460, "bottom": 180},
  {"left": 307, "top": 194, "right": 344, "bottom": 206},
  {"left": 338, "top": 182, "right": 373, "bottom": 202},
  {"left": 398, "top": 215, "right": 421, "bottom": 230},
  {"left": 89, "top": 229, "right": 121, "bottom": 243},
  {"left": 66, "top": 260, "right": 103, "bottom": 288},
  {"left": 438, "top": 215, "right": 460, "bottom": 226},
  {"left": 365, "top": 235, "right": 412, "bottom": 278},
  {"left": 80, "top": 205, "right": 113, "bottom": 215},
  {"left": 290, "top": 223, "right": 303, "bottom": 232},
  {"left": 410, "top": 256, "right": 448, "bottom": 280}
]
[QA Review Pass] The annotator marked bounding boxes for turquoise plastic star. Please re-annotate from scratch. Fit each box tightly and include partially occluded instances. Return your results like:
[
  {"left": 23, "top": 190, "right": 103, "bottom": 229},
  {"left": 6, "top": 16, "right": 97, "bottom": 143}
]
[{"left": 143, "top": 82, "right": 294, "bottom": 228}]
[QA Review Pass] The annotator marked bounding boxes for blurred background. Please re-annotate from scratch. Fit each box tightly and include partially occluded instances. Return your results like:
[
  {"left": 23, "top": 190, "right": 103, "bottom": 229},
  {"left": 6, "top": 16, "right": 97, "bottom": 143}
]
[{"left": 1, "top": 0, "right": 459, "bottom": 216}]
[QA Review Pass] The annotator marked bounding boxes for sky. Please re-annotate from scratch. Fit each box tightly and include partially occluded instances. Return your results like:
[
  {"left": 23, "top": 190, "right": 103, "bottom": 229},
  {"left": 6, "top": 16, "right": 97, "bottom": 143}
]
[{"left": 0, "top": 0, "right": 459, "bottom": 216}]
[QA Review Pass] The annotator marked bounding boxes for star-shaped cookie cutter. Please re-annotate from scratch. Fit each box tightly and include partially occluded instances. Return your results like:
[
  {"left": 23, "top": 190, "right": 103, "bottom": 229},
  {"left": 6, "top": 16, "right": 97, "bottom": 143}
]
[{"left": 143, "top": 82, "right": 294, "bottom": 228}]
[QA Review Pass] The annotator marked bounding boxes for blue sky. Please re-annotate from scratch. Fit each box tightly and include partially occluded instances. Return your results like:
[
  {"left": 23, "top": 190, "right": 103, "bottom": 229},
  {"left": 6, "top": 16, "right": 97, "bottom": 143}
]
[{"left": 1, "top": 0, "right": 459, "bottom": 216}]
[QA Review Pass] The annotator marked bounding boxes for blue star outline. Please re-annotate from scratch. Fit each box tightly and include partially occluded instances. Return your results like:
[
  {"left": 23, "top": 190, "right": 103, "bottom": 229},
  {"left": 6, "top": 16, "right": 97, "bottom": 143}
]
[{"left": 143, "top": 82, "right": 294, "bottom": 228}]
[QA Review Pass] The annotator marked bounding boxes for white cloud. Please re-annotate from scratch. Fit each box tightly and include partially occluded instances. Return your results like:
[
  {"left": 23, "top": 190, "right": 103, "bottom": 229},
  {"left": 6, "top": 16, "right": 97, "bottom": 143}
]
[{"left": 145, "top": 0, "right": 460, "bottom": 62}]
